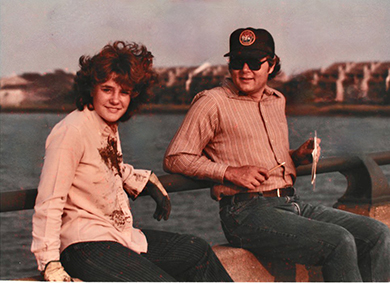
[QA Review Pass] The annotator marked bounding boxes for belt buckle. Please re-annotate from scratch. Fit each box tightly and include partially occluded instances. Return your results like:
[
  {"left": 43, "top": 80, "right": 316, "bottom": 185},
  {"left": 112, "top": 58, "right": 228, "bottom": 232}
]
[{"left": 276, "top": 188, "right": 281, "bottom": 197}]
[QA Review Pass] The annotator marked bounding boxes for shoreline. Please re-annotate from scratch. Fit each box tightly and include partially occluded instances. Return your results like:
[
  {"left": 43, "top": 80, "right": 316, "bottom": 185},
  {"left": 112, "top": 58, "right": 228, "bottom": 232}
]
[
  {"left": 285, "top": 104, "right": 390, "bottom": 117},
  {"left": 1, "top": 103, "right": 390, "bottom": 116}
]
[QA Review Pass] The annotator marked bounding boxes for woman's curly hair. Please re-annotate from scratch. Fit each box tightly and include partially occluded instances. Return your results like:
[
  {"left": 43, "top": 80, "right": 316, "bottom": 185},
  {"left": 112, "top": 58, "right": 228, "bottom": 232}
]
[{"left": 73, "top": 41, "right": 157, "bottom": 122}]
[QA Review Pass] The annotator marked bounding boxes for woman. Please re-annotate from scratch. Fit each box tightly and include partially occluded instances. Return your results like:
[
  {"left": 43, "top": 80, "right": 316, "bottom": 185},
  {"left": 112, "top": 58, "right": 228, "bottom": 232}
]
[{"left": 31, "top": 41, "right": 232, "bottom": 282}]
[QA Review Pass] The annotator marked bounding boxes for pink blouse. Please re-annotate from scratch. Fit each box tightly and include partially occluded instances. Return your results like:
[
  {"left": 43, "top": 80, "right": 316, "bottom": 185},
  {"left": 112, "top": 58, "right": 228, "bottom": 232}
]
[{"left": 32, "top": 107, "right": 151, "bottom": 271}]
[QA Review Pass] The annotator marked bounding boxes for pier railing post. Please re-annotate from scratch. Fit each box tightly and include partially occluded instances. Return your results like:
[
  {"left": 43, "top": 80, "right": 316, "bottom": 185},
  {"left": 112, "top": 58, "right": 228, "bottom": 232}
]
[{"left": 333, "top": 154, "right": 390, "bottom": 228}]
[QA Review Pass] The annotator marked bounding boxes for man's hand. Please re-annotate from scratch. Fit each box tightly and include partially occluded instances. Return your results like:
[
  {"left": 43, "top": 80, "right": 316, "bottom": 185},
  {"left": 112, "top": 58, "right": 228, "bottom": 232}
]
[
  {"left": 147, "top": 173, "right": 171, "bottom": 221},
  {"left": 43, "top": 261, "right": 72, "bottom": 282},
  {"left": 224, "top": 165, "right": 269, "bottom": 190},
  {"left": 291, "top": 138, "right": 321, "bottom": 166}
]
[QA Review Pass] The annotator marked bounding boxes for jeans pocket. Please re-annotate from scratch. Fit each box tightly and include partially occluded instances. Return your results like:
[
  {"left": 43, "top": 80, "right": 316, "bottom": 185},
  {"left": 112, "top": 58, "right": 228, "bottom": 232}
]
[
  {"left": 219, "top": 200, "right": 252, "bottom": 232},
  {"left": 230, "top": 199, "right": 251, "bottom": 213},
  {"left": 219, "top": 216, "right": 243, "bottom": 247}
]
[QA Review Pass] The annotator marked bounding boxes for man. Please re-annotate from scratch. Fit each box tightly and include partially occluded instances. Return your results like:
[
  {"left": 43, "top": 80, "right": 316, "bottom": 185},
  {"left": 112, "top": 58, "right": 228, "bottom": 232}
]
[{"left": 164, "top": 28, "right": 390, "bottom": 282}]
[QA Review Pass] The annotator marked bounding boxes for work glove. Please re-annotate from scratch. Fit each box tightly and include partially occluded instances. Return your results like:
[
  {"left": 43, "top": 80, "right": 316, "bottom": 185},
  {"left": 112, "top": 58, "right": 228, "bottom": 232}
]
[
  {"left": 147, "top": 172, "right": 171, "bottom": 221},
  {"left": 43, "top": 261, "right": 72, "bottom": 282}
]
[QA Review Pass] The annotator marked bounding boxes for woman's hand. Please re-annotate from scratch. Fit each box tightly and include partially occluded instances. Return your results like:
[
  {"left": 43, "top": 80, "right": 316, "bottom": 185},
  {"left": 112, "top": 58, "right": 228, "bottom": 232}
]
[
  {"left": 146, "top": 173, "right": 171, "bottom": 221},
  {"left": 43, "top": 261, "right": 72, "bottom": 282}
]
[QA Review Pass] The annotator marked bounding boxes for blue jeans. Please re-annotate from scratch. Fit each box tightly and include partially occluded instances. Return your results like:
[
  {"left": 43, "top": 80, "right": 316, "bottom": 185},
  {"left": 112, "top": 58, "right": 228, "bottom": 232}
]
[
  {"left": 61, "top": 229, "right": 232, "bottom": 282},
  {"left": 219, "top": 192, "right": 390, "bottom": 282}
]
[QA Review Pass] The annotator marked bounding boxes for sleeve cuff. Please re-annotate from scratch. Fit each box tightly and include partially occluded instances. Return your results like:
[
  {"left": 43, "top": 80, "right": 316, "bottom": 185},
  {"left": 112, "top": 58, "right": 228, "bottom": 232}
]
[
  {"left": 213, "top": 163, "right": 229, "bottom": 184},
  {"left": 122, "top": 164, "right": 151, "bottom": 199},
  {"left": 34, "top": 250, "right": 60, "bottom": 272}
]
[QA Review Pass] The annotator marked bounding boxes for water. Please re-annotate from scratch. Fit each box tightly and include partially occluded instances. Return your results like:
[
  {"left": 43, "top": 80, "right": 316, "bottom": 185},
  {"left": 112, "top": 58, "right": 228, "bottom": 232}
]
[{"left": 1, "top": 112, "right": 390, "bottom": 279}]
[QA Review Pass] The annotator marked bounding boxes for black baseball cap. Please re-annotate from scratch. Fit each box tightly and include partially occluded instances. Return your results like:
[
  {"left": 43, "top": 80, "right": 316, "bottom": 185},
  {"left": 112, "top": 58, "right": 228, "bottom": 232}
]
[{"left": 224, "top": 27, "right": 275, "bottom": 59}]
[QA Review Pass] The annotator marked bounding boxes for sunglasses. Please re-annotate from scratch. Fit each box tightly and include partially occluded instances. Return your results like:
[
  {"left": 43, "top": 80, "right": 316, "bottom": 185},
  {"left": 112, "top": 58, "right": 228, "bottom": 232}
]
[{"left": 229, "top": 58, "right": 268, "bottom": 70}]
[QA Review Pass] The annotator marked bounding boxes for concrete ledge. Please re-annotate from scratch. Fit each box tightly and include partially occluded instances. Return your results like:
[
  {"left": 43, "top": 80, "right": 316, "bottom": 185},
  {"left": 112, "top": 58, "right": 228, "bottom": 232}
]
[
  {"left": 212, "top": 245, "right": 323, "bottom": 282},
  {"left": 17, "top": 247, "right": 323, "bottom": 282},
  {"left": 14, "top": 275, "right": 43, "bottom": 281}
]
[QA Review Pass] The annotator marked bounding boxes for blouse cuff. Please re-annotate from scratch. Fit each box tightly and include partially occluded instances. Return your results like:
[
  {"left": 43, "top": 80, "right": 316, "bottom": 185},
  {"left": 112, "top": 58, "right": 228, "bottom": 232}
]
[
  {"left": 122, "top": 164, "right": 151, "bottom": 199},
  {"left": 34, "top": 250, "right": 60, "bottom": 272}
]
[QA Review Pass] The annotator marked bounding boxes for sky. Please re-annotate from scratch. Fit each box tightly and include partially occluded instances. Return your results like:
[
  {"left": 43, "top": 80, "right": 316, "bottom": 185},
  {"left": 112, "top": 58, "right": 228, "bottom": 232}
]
[{"left": 1, "top": 0, "right": 390, "bottom": 78}]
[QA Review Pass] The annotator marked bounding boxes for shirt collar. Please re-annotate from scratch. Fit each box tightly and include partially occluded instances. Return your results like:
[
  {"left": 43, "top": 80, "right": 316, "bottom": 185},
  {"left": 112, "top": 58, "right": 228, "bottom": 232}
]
[
  {"left": 222, "top": 78, "right": 281, "bottom": 101},
  {"left": 85, "top": 106, "right": 118, "bottom": 138}
]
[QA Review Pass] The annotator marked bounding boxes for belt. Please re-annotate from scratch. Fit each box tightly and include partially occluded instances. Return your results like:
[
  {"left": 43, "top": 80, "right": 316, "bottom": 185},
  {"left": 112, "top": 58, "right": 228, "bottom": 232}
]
[{"left": 219, "top": 187, "right": 295, "bottom": 207}]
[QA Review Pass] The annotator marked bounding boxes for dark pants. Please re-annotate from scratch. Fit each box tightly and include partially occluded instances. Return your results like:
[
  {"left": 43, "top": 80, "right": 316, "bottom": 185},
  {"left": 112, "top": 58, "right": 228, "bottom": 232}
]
[
  {"left": 60, "top": 229, "right": 232, "bottom": 282},
  {"left": 219, "top": 193, "right": 390, "bottom": 282}
]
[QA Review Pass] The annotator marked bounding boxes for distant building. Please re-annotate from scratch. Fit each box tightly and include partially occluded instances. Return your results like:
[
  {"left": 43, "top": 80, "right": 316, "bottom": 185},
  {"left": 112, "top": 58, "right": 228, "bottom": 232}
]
[
  {"left": 154, "top": 64, "right": 229, "bottom": 105},
  {"left": 315, "top": 62, "right": 389, "bottom": 104},
  {"left": 187, "top": 64, "right": 229, "bottom": 99},
  {"left": 1, "top": 61, "right": 389, "bottom": 108},
  {"left": 0, "top": 76, "right": 29, "bottom": 107},
  {"left": 367, "top": 62, "right": 390, "bottom": 103}
]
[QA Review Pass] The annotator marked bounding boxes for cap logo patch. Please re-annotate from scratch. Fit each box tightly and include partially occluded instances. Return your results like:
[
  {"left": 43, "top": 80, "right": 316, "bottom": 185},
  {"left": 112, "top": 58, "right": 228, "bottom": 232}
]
[{"left": 239, "top": 30, "right": 256, "bottom": 46}]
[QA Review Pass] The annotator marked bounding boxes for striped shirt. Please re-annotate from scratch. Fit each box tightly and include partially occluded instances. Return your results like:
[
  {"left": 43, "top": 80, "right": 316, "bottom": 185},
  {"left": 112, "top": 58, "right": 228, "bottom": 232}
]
[{"left": 164, "top": 79, "right": 296, "bottom": 200}]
